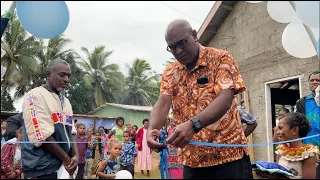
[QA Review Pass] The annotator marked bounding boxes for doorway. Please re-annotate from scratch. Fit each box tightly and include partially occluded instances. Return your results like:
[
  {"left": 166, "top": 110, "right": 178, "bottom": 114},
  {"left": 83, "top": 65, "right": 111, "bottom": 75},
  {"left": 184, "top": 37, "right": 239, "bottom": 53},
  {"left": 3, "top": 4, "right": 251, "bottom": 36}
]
[{"left": 264, "top": 75, "right": 303, "bottom": 162}]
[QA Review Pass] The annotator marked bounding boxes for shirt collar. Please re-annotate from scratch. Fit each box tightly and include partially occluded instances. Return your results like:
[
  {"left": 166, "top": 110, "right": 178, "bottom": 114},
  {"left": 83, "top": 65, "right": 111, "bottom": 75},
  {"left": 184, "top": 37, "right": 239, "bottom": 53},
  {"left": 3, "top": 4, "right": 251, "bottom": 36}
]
[
  {"left": 306, "top": 94, "right": 315, "bottom": 99},
  {"left": 178, "top": 45, "right": 208, "bottom": 71},
  {"left": 77, "top": 134, "right": 86, "bottom": 139}
]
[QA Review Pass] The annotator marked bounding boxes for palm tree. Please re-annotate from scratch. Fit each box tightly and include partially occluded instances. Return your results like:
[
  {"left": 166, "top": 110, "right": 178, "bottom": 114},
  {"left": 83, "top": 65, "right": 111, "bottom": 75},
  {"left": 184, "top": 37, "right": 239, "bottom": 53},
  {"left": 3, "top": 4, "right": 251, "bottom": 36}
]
[
  {"left": 1, "top": 13, "right": 41, "bottom": 98},
  {"left": 121, "top": 58, "right": 160, "bottom": 106},
  {"left": 32, "top": 35, "right": 77, "bottom": 88},
  {"left": 77, "top": 45, "right": 124, "bottom": 107}
]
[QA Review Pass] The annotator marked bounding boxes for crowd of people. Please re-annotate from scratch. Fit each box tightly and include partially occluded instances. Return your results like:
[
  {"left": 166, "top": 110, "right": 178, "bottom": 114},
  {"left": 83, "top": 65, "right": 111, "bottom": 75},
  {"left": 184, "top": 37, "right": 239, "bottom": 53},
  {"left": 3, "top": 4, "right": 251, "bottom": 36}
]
[
  {"left": 0, "top": 18, "right": 319, "bottom": 179},
  {"left": 73, "top": 117, "right": 156, "bottom": 179}
]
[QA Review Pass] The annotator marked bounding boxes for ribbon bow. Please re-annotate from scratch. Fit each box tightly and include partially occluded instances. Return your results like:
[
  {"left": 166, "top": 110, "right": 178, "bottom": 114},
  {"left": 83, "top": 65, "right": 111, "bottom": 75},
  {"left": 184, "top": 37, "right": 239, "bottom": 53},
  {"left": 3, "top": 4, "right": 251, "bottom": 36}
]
[{"left": 159, "top": 129, "right": 170, "bottom": 179}]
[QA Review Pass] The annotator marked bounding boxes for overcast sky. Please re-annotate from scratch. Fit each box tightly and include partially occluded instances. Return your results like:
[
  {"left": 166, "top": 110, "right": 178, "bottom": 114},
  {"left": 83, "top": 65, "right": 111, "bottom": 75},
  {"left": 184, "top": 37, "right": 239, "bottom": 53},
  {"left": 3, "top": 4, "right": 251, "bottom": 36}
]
[{"left": 1, "top": 1, "right": 214, "bottom": 111}]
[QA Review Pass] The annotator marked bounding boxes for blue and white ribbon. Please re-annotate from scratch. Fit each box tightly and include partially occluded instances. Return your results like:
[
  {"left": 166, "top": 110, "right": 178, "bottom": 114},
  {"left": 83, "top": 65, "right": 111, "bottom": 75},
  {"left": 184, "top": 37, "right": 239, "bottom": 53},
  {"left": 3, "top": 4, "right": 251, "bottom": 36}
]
[
  {"left": 159, "top": 129, "right": 170, "bottom": 179},
  {"left": 189, "top": 134, "right": 320, "bottom": 147}
]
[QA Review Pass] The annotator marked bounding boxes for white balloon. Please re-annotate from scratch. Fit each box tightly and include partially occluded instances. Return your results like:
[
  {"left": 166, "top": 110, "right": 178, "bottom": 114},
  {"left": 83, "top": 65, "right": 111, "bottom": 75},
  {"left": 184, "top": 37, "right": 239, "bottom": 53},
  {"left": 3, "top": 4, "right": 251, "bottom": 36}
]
[
  {"left": 246, "top": 1, "right": 263, "bottom": 3},
  {"left": 296, "top": 1, "right": 319, "bottom": 28},
  {"left": 115, "top": 170, "right": 133, "bottom": 179},
  {"left": 282, "top": 21, "right": 317, "bottom": 58},
  {"left": 267, "top": 1, "right": 299, "bottom": 23}
]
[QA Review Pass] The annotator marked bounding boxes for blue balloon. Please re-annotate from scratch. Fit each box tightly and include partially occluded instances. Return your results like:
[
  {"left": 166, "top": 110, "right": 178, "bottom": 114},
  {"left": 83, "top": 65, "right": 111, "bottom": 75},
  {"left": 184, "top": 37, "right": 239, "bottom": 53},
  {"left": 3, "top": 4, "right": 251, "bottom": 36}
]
[{"left": 16, "top": 1, "right": 69, "bottom": 39}]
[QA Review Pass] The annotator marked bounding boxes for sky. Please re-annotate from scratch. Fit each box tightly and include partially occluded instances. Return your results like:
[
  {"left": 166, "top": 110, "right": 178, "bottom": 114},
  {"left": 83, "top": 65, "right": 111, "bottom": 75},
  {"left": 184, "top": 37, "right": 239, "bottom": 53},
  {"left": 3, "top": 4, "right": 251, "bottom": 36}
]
[{"left": 1, "top": 1, "right": 215, "bottom": 112}]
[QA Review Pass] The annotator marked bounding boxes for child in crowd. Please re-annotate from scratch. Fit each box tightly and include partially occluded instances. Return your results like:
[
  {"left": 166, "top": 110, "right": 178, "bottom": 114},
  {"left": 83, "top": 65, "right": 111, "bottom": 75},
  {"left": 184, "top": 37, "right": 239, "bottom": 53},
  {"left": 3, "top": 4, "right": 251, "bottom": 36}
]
[
  {"left": 130, "top": 125, "right": 138, "bottom": 145},
  {"left": 75, "top": 124, "right": 88, "bottom": 179},
  {"left": 120, "top": 131, "right": 137, "bottom": 178},
  {"left": 167, "top": 118, "right": 183, "bottom": 179},
  {"left": 96, "top": 140, "right": 122, "bottom": 179},
  {"left": 126, "top": 124, "right": 132, "bottom": 132},
  {"left": 1, "top": 128, "right": 23, "bottom": 179},
  {"left": 256, "top": 112, "right": 319, "bottom": 179},
  {"left": 84, "top": 127, "right": 94, "bottom": 179},
  {"left": 273, "top": 107, "right": 290, "bottom": 142},
  {"left": 91, "top": 131, "right": 104, "bottom": 177},
  {"left": 104, "top": 130, "right": 110, "bottom": 158},
  {"left": 98, "top": 126, "right": 108, "bottom": 155}
]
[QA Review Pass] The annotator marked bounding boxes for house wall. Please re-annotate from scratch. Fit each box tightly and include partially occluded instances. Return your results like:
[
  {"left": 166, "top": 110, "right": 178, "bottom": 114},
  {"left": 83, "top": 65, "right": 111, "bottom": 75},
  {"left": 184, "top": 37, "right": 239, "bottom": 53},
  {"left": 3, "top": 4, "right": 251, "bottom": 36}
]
[
  {"left": 73, "top": 117, "right": 116, "bottom": 131},
  {"left": 93, "top": 106, "right": 150, "bottom": 128},
  {"left": 207, "top": 1, "right": 319, "bottom": 161}
]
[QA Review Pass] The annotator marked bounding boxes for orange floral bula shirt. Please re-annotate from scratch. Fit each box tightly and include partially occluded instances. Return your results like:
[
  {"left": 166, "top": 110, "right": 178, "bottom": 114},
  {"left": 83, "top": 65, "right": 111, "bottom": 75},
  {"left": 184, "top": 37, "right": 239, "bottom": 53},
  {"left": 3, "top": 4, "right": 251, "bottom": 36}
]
[{"left": 160, "top": 45, "right": 249, "bottom": 168}]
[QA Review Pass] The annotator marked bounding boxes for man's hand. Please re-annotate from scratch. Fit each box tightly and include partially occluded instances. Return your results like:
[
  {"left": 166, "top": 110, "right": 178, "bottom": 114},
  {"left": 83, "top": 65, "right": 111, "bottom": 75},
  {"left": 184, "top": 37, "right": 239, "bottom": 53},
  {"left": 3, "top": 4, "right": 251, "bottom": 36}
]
[
  {"left": 65, "top": 156, "right": 78, "bottom": 175},
  {"left": 6, "top": 172, "right": 16, "bottom": 179},
  {"left": 109, "top": 173, "right": 116, "bottom": 179},
  {"left": 147, "top": 129, "right": 166, "bottom": 151},
  {"left": 62, "top": 156, "right": 71, "bottom": 167},
  {"left": 166, "top": 120, "right": 195, "bottom": 148}
]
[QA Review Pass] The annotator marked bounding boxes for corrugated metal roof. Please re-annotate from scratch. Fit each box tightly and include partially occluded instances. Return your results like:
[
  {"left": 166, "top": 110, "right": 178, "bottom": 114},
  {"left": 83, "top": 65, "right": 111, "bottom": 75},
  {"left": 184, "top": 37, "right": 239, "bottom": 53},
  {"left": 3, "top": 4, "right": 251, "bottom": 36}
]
[
  {"left": 87, "top": 103, "right": 153, "bottom": 115},
  {"left": 0, "top": 111, "right": 113, "bottom": 120},
  {"left": 73, "top": 114, "right": 114, "bottom": 119},
  {"left": 198, "top": 1, "right": 238, "bottom": 46},
  {"left": 1, "top": 111, "right": 20, "bottom": 118}
]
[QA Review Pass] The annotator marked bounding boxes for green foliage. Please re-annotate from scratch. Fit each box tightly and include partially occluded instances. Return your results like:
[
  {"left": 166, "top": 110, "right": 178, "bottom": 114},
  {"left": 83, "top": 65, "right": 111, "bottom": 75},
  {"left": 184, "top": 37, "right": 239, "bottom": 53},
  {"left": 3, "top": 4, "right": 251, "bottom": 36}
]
[
  {"left": 78, "top": 46, "right": 124, "bottom": 107},
  {"left": 1, "top": 13, "right": 41, "bottom": 98},
  {"left": 1, "top": 14, "right": 161, "bottom": 113},
  {"left": 121, "top": 58, "right": 160, "bottom": 106},
  {"left": 1, "top": 89, "right": 16, "bottom": 111},
  {"left": 64, "top": 53, "right": 95, "bottom": 114}
]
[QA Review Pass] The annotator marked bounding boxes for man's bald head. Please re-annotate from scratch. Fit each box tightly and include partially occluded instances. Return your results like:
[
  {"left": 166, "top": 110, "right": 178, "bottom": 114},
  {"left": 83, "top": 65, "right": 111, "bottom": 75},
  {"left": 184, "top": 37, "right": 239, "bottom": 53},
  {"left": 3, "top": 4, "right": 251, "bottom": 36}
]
[
  {"left": 164, "top": 19, "right": 200, "bottom": 69},
  {"left": 165, "top": 19, "right": 192, "bottom": 40}
]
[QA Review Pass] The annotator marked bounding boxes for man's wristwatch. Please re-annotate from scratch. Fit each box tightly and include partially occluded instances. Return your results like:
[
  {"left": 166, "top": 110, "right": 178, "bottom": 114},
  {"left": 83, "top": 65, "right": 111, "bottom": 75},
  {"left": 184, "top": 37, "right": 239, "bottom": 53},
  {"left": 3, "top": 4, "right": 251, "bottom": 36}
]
[{"left": 190, "top": 116, "right": 203, "bottom": 133}]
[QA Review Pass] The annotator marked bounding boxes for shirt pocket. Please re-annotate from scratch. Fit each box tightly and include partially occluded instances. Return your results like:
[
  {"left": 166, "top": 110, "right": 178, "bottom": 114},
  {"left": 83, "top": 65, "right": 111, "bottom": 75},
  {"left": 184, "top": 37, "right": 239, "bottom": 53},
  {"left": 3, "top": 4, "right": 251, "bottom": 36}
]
[{"left": 193, "top": 81, "right": 215, "bottom": 97}]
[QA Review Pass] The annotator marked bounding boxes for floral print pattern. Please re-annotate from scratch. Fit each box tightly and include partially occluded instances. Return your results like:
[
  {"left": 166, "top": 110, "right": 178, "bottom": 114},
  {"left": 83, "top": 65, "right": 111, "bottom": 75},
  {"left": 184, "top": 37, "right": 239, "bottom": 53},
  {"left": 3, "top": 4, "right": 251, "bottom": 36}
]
[{"left": 160, "top": 45, "right": 249, "bottom": 168}]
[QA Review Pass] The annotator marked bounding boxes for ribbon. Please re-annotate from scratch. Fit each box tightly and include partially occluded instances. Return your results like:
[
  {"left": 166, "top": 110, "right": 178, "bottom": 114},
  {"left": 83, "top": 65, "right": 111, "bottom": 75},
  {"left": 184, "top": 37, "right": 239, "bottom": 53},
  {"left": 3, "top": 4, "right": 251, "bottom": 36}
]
[
  {"left": 1, "top": 134, "right": 318, "bottom": 146},
  {"left": 189, "top": 134, "right": 320, "bottom": 147},
  {"left": 159, "top": 129, "right": 170, "bottom": 179}
]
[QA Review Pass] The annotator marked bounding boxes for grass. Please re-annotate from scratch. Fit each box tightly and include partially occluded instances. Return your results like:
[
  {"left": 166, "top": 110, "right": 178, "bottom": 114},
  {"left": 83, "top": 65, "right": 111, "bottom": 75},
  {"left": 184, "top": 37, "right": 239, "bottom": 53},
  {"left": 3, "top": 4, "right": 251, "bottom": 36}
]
[
  {"left": 90, "top": 153, "right": 259, "bottom": 179},
  {"left": 134, "top": 153, "right": 161, "bottom": 179},
  {"left": 90, "top": 153, "right": 161, "bottom": 179}
]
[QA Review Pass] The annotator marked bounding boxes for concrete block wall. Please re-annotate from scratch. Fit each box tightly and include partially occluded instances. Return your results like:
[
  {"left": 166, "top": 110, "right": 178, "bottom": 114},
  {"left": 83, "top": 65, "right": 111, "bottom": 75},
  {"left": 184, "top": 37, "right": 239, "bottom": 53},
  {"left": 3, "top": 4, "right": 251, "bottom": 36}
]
[{"left": 207, "top": 1, "right": 319, "bottom": 161}]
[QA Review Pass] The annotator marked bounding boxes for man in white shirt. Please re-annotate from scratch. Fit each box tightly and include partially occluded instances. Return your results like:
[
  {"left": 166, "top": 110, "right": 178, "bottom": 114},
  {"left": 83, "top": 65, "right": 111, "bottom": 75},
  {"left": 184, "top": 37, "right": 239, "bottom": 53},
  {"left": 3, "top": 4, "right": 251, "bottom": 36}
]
[{"left": 21, "top": 59, "right": 78, "bottom": 179}]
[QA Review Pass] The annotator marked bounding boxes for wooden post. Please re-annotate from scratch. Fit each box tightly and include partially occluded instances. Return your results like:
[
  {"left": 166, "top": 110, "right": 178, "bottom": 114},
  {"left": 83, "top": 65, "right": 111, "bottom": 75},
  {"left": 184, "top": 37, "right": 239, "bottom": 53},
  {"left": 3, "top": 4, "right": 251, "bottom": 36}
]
[{"left": 243, "top": 91, "right": 255, "bottom": 163}]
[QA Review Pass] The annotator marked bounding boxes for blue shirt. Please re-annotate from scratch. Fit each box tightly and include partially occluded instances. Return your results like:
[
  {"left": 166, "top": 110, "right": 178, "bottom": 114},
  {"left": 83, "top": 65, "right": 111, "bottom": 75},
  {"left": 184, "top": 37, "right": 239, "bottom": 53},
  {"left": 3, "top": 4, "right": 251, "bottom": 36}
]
[
  {"left": 120, "top": 141, "right": 137, "bottom": 166},
  {"left": 238, "top": 105, "right": 257, "bottom": 125},
  {"left": 98, "top": 157, "right": 118, "bottom": 179},
  {"left": 303, "top": 94, "right": 320, "bottom": 146}
]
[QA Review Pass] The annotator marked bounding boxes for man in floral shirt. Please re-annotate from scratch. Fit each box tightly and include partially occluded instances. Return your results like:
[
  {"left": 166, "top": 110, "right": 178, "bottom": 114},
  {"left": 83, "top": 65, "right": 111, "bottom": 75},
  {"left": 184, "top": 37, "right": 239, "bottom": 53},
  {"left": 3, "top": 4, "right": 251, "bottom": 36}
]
[{"left": 147, "top": 19, "right": 253, "bottom": 179}]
